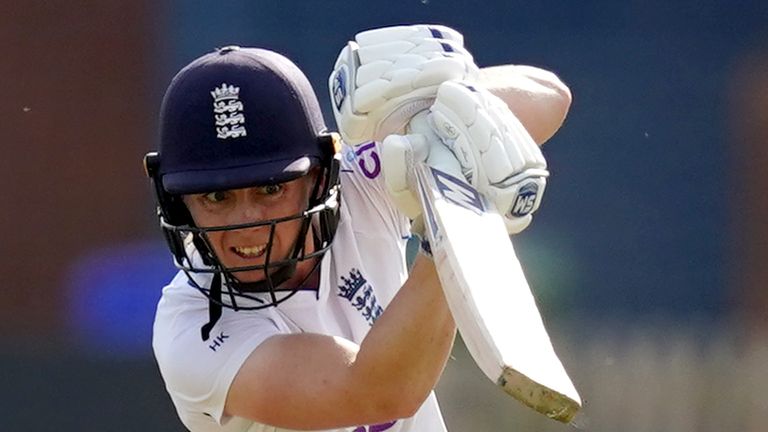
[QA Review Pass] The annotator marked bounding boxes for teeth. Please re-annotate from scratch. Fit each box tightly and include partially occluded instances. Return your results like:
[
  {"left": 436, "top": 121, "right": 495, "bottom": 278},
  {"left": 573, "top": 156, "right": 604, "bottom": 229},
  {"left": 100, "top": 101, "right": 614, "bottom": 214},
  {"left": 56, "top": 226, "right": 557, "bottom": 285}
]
[{"left": 234, "top": 244, "right": 266, "bottom": 257}]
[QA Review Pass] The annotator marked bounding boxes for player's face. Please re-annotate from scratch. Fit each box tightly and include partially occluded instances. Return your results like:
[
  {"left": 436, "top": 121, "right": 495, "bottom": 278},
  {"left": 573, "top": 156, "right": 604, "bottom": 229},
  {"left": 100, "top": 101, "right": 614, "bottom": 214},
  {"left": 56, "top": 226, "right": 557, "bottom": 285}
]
[{"left": 183, "top": 175, "right": 315, "bottom": 283}]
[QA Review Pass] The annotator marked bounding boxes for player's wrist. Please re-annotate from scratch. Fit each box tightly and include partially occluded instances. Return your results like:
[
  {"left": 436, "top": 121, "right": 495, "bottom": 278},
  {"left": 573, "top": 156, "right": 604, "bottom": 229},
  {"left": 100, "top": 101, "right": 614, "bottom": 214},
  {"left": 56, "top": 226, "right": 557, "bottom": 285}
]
[
  {"left": 408, "top": 216, "right": 433, "bottom": 259},
  {"left": 418, "top": 234, "right": 434, "bottom": 259}
]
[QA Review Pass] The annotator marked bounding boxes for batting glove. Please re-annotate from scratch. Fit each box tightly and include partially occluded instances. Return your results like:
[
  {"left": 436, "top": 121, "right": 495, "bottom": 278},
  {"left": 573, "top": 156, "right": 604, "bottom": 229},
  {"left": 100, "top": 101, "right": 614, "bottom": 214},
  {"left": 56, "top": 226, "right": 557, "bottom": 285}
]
[
  {"left": 329, "top": 24, "right": 479, "bottom": 146},
  {"left": 429, "top": 81, "right": 549, "bottom": 234},
  {"left": 379, "top": 110, "right": 463, "bottom": 217}
]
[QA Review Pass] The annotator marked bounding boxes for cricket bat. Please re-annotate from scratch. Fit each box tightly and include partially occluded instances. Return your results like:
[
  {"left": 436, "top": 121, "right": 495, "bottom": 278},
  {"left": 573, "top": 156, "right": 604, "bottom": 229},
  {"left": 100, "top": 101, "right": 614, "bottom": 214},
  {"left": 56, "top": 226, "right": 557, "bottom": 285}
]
[{"left": 412, "top": 67, "right": 582, "bottom": 422}]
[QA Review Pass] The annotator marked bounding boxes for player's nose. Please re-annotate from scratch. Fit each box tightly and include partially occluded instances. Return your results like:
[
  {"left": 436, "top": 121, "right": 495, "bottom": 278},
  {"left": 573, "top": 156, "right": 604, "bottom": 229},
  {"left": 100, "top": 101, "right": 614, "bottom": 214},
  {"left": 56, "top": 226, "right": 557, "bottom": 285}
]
[{"left": 227, "top": 201, "right": 268, "bottom": 227}]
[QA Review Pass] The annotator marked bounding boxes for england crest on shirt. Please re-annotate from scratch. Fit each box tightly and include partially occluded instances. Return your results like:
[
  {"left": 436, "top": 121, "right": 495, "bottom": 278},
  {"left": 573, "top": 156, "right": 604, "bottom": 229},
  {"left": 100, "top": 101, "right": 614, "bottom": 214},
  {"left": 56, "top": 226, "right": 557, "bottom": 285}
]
[{"left": 337, "top": 268, "right": 384, "bottom": 325}]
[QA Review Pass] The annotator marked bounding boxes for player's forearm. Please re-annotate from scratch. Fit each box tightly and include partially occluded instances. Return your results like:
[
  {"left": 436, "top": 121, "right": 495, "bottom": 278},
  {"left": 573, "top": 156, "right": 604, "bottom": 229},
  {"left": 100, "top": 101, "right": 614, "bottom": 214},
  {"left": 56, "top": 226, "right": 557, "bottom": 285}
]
[
  {"left": 480, "top": 65, "right": 572, "bottom": 145},
  {"left": 351, "top": 253, "right": 456, "bottom": 417}
]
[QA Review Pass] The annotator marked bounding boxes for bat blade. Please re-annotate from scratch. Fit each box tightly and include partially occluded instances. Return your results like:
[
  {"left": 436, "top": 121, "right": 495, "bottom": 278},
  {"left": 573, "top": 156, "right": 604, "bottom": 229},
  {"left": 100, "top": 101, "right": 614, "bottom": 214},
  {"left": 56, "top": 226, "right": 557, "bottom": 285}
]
[{"left": 414, "top": 162, "right": 581, "bottom": 422}]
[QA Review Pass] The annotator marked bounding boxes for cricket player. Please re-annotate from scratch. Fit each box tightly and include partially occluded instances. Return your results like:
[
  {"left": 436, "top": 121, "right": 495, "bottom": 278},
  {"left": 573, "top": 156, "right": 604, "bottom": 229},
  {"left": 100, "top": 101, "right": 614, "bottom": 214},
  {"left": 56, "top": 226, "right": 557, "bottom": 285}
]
[{"left": 145, "top": 25, "right": 570, "bottom": 432}]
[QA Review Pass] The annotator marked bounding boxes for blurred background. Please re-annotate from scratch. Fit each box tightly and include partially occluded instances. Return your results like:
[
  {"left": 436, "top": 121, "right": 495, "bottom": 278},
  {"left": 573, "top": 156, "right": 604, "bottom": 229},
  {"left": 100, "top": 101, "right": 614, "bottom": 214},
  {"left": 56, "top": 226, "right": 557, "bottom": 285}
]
[{"left": 3, "top": 0, "right": 767, "bottom": 430}]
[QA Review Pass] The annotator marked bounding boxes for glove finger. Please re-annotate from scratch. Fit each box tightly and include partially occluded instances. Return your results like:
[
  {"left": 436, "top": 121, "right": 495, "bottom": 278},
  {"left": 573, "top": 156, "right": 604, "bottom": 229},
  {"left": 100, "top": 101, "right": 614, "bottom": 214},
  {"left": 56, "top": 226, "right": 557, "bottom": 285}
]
[
  {"left": 418, "top": 25, "right": 465, "bottom": 45},
  {"left": 433, "top": 81, "right": 480, "bottom": 125},
  {"left": 413, "top": 56, "right": 474, "bottom": 87},
  {"left": 484, "top": 95, "right": 545, "bottom": 167},
  {"left": 356, "top": 60, "right": 396, "bottom": 87},
  {"left": 383, "top": 54, "right": 475, "bottom": 97},
  {"left": 357, "top": 52, "right": 473, "bottom": 97},
  {"left": 354, "top": 79, "right": 391, "bottom": 113},
  {"left": 391, "top": 53, "right": 432, "bottom": 69},
  {"left": 482, "top": 135, "right": 516, "bottom": 185},
  {"left": 357, "top": 40, "right": 418, "bottom": 64},
  {"left": 356, "top": 24, "right": 464, "bottom": 47},
  {"left": 356, "top": 26, "right": 421, "bottom": 45},
  {"left": 380, "top": 68, "right": 422, "bottom": 99},
  {"left": 479, "top": 104, "right": 525, "bottom": 179},
  {"left": 409, "top": 39, "right": 472, "bottom": 58},
  {"left": 357, "top": 38, "right": 472, "bottom": 64},
  {"left": 472, "top": 88, "right": 546, "bottom": 180}
]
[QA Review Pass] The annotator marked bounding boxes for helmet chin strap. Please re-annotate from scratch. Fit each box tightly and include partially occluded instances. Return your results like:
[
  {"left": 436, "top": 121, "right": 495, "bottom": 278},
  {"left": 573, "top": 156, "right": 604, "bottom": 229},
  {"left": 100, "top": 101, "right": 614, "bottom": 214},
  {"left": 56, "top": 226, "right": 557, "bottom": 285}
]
[
  {"left": 199, "top": 214, "right": 317, "bottom": 342},
  {"left": 200, "top": 272, "right": 222, "bottom": 341},
  {"left": 200, "top": 259, "right": 298, "bottom": 342},
  {"left": 233, "top": 261, "right": 297, "bottom": 294},
  {"left": 200, "top": 262, "right": 297, "bottom": 341}
]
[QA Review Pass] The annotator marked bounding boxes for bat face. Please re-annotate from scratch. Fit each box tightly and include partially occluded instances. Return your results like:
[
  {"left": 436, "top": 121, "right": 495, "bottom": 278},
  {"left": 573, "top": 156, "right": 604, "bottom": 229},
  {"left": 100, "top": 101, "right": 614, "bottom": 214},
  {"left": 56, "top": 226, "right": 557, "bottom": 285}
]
[
  {"left": 418, "top": 166, "right": 484, "bottom": 249},
  {"left": 414, "top": 162, "right": 581, "bottom": 423}
]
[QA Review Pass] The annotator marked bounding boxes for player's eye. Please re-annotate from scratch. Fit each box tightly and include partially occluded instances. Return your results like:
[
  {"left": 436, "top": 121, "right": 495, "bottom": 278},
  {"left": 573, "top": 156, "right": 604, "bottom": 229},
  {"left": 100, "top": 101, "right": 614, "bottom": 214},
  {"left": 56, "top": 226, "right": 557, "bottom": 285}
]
[
  {"left": 258, "top": 184, "right": 283, "bottom": 195},
  {"left": 202, "top": 191, "right": 228, "bottom": 203}
]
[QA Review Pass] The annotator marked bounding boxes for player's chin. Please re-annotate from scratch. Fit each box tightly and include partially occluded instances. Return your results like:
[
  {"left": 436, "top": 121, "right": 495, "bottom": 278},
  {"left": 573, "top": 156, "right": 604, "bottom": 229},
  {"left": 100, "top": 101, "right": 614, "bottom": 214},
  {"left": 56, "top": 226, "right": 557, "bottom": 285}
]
[
  {"left": 224, "top": 258, "right": 292, "bottom": 284},
  {"left": 218, "top": 255, "right": 265, "bottom": 281},
  {"left": 221, "top": 247, "right": 294, "bottom": 283},
  {"left": 231, "top": 269, "right": 268, "bottom": 284}
]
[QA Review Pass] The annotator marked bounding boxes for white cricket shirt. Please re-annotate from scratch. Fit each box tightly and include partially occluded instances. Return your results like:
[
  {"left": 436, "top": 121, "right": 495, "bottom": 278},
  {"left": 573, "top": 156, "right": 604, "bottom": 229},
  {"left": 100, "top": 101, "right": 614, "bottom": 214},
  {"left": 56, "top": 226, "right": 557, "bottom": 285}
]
[{"left": 153, "top": 143, "right": 448, "bottom": 432}]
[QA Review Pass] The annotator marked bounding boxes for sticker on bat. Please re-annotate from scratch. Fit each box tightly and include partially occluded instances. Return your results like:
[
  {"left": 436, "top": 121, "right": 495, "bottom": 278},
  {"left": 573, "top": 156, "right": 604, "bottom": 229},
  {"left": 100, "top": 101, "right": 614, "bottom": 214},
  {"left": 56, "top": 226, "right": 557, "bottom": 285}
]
[{"left": 430, "top": 167, "right": 485, "bottom": 215}]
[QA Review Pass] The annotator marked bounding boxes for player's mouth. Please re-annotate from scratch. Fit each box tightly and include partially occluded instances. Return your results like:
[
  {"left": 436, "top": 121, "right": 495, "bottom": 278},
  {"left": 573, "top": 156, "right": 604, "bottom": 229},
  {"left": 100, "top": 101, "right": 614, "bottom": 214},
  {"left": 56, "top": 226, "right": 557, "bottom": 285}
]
[{"left": 231, "top": 244, "right": 267, "bottom": 259}]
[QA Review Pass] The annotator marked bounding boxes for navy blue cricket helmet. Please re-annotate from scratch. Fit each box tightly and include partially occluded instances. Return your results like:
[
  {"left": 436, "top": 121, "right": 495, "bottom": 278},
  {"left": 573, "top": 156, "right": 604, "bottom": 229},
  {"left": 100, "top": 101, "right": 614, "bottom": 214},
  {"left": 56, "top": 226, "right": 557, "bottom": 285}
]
[{"left": 144, "top": 46, "right": 341, "bottom": 339}]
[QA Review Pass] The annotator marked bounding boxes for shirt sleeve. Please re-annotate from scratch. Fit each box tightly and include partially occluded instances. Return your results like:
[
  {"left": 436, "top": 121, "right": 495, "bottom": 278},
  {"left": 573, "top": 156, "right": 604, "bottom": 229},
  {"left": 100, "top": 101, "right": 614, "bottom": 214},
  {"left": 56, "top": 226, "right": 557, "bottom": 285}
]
[
  {"left": 153, "top": 291, "right": 282, "bottom": 428},
  {"left": 338, "top": 142, "right": 412, "bottom": 241}
]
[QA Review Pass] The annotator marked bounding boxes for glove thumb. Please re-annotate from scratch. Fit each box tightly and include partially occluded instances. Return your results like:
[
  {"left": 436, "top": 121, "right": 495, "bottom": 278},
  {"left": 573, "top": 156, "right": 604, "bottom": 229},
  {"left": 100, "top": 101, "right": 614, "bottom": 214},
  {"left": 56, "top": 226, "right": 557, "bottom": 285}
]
[{"left": 380, "top": 134, "right": 429, "bottom": 220}]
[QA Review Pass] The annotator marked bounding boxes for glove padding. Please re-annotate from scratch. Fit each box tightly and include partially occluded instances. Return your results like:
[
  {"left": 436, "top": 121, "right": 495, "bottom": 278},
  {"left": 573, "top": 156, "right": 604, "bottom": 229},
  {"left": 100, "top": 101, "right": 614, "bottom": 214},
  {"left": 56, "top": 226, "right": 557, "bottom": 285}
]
[
  {"left": 329, "top": 24, "right": 479, "bottom": 146},
  {"left": 380, "top": 111, "right": 463, "bottom": 223},
  {"left": 429, "top": 81, "right": 549, "bottom": 234}
]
